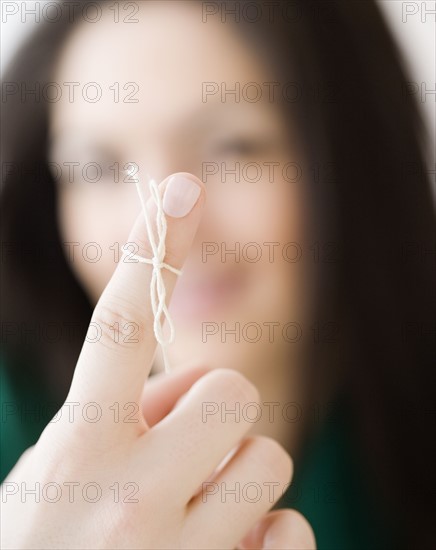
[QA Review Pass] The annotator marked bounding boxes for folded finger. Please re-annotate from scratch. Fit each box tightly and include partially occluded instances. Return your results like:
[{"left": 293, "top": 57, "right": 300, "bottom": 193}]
[{"left": 186, "top": 436, "right": 293, "bottom": 550}]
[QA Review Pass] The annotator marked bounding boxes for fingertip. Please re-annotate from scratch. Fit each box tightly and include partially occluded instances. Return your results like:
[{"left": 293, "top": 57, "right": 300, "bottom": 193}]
[
  {"left": 264, "top": 509, "right": 316, "bottom": 550},
  {"left": 238, "top": 509, "right": 316, "bottom": 550},
  {"left": 162, "top": 172, "right": 205, "bottom": 218}
]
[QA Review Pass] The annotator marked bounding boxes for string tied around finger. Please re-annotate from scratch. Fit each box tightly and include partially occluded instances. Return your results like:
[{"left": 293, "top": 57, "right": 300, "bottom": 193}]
[{"left": 121, "top": 165, "right": 182, "bottom": 374}]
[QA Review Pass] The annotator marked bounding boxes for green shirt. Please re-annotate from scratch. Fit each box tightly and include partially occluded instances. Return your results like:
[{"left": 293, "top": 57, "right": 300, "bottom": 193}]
[
  {"left": 281, "top": 405, "right": 396, "bottom": 549},
  {"left": 1, "top": 358, "right": 61, "bottom": 481}
]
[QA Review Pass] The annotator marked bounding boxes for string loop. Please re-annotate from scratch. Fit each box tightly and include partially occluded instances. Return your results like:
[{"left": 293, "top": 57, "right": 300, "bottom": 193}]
[{"left": 121, "top": 168, "right": 181, "bottom": 373}]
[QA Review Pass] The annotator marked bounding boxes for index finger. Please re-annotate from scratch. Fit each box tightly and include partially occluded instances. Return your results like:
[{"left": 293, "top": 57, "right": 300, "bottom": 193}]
[{"left": 68, "top": 172, "right": 205, "bottom": 410}]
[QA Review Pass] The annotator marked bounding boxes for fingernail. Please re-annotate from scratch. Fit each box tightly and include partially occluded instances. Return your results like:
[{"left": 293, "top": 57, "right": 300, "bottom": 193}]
[{"left": 163, "top": 175, "right": 201, "bottom": 218}]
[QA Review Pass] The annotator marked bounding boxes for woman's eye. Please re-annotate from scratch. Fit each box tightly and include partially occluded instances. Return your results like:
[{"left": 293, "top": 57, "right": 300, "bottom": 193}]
[
  {"left": 213, "top": 138, "right": 267, "bottom": 158},
  {"left": 50, "top": 158, "right": 122, "bottom": 185}
]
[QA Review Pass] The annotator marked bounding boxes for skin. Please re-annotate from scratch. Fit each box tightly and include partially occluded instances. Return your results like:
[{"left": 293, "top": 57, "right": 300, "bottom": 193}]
[
  {"left": 1, "top": 2, "right": 316, "bottom": 548},
  {"left": 51, "top": 0, "right": 313, "bottom": 455}
]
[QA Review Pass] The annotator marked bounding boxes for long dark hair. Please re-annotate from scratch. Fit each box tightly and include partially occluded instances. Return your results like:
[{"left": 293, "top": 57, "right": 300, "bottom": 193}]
[{"left": 1, "top": 1, "right": 435, "bottom": 547}]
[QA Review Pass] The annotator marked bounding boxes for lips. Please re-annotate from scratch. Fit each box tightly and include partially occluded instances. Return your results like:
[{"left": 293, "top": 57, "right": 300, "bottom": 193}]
[{"left": 169, "top": 269, "right": 246, "bottom": 319}]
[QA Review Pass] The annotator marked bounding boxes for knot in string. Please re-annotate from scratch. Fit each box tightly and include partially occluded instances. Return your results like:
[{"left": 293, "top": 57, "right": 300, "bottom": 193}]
[{"left": 121, "top": 167, "right": 182, "bottom": 373}]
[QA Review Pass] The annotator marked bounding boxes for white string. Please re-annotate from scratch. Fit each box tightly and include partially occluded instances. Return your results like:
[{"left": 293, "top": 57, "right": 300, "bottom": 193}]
[{"left": 121, "top": 167, "right": 182, "bottom": 374}]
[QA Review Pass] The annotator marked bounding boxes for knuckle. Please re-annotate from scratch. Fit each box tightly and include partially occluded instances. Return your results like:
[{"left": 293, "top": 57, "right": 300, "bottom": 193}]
[
  {"left": 90, "top": 302, "right": 147, "bottom": 351},
  {"left": 246, "top": 435, "right": 293, "bottom": 483},
  {"left": 129, "top": 233, "right": 153, "bottom": 263},
  {"left": 205, "top": 368, "right": 260, "bottom": 407}
]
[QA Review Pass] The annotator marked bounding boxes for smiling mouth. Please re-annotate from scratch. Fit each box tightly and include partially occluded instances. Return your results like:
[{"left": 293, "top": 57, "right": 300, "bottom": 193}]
[{"left": 169, "top": 270, "right": 246, "bottom": 319}]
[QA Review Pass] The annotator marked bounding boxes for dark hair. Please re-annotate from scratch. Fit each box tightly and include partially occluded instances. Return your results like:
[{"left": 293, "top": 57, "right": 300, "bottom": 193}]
[{"left": 1, "top": 1, "right": 435, "bottom": 547}]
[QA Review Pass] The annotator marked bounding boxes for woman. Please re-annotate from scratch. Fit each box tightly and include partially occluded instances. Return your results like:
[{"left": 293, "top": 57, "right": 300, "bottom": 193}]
[{"left": 1, "top": 1, "right": 435, "bottom": 548}]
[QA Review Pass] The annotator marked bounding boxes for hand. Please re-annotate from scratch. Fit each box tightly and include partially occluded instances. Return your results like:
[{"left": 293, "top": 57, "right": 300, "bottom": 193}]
[{"left": 1, "top": 173, "right": 315, "bottom": 549}]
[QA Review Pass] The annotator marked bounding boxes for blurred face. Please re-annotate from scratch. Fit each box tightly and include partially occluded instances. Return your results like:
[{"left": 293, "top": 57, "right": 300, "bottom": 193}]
[{"left": 50, "top": 2, "right": 312, "bottom": 418}]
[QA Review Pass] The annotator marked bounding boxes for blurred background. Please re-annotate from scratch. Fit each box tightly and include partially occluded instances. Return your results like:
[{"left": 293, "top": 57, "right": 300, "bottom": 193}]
[{"left": 2, "top": 0, "right": 435, "bottom": 169}]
